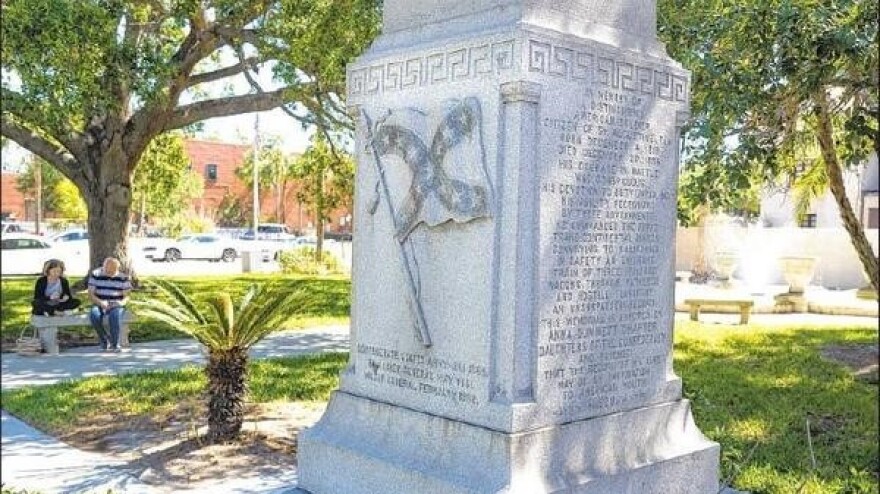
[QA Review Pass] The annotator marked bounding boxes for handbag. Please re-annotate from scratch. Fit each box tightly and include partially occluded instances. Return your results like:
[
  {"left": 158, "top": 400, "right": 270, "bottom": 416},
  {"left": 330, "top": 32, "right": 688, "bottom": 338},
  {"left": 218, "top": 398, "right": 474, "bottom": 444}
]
[{"left": 15, "top": 326, "right": 43, "bottom": 356}]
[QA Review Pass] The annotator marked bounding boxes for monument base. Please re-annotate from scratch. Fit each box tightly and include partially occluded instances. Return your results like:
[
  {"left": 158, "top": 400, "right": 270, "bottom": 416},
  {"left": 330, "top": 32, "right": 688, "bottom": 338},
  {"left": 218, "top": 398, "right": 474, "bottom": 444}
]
[{"left": 298, "top": 392, "right": 720, "bottom": 494}]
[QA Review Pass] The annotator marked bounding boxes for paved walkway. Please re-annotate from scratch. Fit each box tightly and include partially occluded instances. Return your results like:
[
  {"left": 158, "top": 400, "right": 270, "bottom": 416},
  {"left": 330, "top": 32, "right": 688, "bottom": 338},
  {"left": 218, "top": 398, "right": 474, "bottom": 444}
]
[
  {"left": 1, "top": 325, "right": 349, "bottom": 494},
  {"left": 1, "top": 325, "right": 350, "bottom": 391}
]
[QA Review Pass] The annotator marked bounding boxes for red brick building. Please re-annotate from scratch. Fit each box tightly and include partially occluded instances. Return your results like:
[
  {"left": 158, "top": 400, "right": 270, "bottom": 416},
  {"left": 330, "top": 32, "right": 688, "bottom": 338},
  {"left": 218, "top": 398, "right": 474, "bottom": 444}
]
[
  {"left": 1, "top": 172, "right": 28, "bottom": 221},
  {"left": 2, "top": 139, "right": 352, "bottom": 234},
  {"left": 185, "top": 139, "right": 251, "bottom": 219}
]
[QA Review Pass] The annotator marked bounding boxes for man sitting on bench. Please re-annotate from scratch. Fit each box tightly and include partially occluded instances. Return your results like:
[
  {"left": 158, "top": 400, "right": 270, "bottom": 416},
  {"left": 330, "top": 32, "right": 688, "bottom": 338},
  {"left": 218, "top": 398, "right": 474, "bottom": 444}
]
[{"left": 88, "top": 257, "right": 132, "bottom": 352}]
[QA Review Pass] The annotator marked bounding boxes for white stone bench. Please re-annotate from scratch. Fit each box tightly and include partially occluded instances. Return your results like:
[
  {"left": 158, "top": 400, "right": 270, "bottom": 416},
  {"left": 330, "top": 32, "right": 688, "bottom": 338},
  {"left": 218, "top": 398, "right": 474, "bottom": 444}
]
[
  {"left": 29, "top": 312, "right": 135, "bottom": 355},
  {"left": 683, "top": 298, "right": 754, "bottom": 325}
]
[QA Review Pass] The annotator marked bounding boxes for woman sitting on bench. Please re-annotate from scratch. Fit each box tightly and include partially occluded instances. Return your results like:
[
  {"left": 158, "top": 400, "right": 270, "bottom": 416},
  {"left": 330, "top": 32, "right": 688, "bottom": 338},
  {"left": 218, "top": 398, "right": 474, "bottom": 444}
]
[{"left": 31, "top": 259, "right": 82, "bottom": 316}]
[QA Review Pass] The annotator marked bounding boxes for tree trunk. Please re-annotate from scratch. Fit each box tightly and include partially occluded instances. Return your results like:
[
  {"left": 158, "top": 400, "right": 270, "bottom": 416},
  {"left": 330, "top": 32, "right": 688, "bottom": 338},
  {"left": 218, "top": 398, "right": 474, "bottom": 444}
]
[
  {"left": 35, "top": 159, "right": 42, "bottom": 235},
  {"left": 815, "top": 93, "right": 879, "bottom": 293},
  {"left": 206, "top": 346, "right": 249, "bottom": 443},
  {"left": 137, "top": 193, "right": 147, "bottom": 236},
  {"left": 81, "top": 153, "right": 135, "bottom": 284},
  {"left": 275, "top": 181, "right": 283, "bottom": 223},
  {"left": 692, "top": 204, "right": 711, "bottom": 282},
  {"left": 315, "top": 172, "right": 325, "bottom": 262},
  {"left": 279, "top": 181, "right": 288, "bottom": 224}
]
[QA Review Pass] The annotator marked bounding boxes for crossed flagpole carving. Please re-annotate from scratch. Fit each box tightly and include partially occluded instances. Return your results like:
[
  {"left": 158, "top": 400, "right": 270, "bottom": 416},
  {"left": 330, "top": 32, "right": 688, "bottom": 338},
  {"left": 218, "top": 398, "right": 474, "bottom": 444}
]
[{"left": 364, "top": 98, "right": 491, "bottom": 347}]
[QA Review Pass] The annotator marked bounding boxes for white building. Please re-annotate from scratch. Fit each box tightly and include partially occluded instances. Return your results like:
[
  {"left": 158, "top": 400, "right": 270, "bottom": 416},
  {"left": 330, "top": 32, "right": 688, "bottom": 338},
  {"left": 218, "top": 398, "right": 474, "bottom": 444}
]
[
  {"left": 676, "top": 153, "right": 879, "bottom": 289},
  {"left": 760, "top": 152, "right": 879, "bottom": 229}
]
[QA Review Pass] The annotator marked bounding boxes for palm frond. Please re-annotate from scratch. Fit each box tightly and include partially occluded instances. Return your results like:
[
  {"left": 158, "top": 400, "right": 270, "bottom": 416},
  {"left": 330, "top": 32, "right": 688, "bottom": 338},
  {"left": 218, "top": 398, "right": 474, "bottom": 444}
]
[
  {"left": 238, "top": 284, "right": 259, "bottom": 315},
  {"left": 205, "top": 293, "right": 235, "bottom": 349},
  {"left": 148, "top": 279, "right": 208, "bottom": 325},
  {"left": 136, "top": 280, "right": 316, "bottom": 352},
  {"left": 235, "top": 283, "right": 314, "bottom": 347},
  {"left": 792, "top": 157, "right": 828, "bottom": 221}
]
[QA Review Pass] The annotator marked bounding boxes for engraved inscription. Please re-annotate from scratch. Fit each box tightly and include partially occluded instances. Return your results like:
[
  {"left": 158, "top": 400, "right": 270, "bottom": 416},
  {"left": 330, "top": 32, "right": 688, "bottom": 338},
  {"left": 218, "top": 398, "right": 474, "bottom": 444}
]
[
  {"left": 538, "top": 87, "right": 676, "bottom": 418},
  {"left": 358, "top": 344, "right": 488, "bottom": 405}
]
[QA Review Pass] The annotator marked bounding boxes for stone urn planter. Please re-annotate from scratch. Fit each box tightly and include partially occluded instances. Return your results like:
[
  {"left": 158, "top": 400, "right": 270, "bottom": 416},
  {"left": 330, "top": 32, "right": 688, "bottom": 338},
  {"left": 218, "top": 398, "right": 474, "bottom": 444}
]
[
  {"left": 713, "top": 252, "right": 739, "bottom": 288},
  {"left": 778, "top": 256, "right": 818, "bottom": 294}
]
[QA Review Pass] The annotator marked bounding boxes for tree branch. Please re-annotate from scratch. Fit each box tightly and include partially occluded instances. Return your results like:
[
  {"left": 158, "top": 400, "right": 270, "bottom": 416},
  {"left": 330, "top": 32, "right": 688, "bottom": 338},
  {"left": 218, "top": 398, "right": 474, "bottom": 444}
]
[
  {"left": 0, "top": 117, "right": 88, "bottom": 185},
  {"left": 215, "top": 27, "right": 260, "bottom": 47},
  {"left": 2, "top": 88, "right": 89, "bottom": 165},
  {"left": 166, "top": 88, "right": 301, "bottom": 130},
  {"left": 186, "top": 57, "right": 261, "bottom": 88}
]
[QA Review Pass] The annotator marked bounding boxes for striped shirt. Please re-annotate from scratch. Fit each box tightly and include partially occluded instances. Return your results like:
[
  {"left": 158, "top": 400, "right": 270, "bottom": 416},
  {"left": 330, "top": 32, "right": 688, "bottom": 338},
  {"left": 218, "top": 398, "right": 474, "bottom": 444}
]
[{"left": 88, "top": 268, "right": 132, "bottom": 303}]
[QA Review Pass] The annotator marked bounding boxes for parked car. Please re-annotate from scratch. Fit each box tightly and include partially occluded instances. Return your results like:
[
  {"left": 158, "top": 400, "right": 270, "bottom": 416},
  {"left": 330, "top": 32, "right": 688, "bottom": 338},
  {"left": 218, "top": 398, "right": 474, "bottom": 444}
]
[
  {"left": 154, "top": 234, "right": 238, "bottom": 262},
  {"left": 1, "top": 221, "right": 28, "bottom": 236},
  {"left": 239, "top": 223, "right": 296, "bottom": 241},
  {"left": 52, "top": 229, "right": 89, "bottom": 243},
  {"left": 0, "top": 233, "right": 87, "bottom": 275},
  {"left": 323, "top": 231, "right": 353, "bottom": 242}
]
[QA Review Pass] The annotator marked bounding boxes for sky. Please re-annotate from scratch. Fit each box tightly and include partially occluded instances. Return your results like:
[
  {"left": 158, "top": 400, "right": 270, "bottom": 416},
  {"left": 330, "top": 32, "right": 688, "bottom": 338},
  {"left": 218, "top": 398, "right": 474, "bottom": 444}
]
[{"left": 197, "top": 107, "right": 315, "bottom": 153}]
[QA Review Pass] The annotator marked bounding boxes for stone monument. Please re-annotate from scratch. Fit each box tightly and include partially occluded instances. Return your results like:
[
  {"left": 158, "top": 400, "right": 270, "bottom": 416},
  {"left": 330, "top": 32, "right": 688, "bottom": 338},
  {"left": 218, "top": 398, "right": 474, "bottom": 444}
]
[{"left": 298, "top": 1, "right": 720, "bottom": 492}]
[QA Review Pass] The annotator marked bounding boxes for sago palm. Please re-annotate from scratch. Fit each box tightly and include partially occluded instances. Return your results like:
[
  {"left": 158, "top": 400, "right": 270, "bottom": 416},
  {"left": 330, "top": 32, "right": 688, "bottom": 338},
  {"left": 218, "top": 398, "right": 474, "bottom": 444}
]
[{"left": 132, "top": 279, "right": 314, "bottom": 442}]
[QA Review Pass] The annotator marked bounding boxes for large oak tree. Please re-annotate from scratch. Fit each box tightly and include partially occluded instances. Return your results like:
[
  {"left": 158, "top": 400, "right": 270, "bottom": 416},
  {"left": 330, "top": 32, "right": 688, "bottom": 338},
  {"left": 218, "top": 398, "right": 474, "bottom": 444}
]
[
  {"left": 1, "top": 0, "right": 379, "bottom": 275},
  {"left": 660, "top": 0, "right": 878, "bottom": 292}
]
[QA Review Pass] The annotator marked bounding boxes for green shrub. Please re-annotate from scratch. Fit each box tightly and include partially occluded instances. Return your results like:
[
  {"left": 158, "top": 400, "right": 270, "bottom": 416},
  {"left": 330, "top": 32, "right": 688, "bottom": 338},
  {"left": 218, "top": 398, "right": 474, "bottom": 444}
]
[
  {"left": 157, "top": 213, "right": 214, "bottom": 238},
  {"left": 278, "top": 247, "right": 343, "bottom": 275}
]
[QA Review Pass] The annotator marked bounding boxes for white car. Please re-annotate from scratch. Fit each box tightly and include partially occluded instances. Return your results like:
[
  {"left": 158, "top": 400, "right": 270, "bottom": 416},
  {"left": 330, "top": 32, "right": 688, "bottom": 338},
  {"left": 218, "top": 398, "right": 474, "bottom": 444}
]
[
  {"left": 51, "top": 229, "right": 89, "bottom": 243},
  {"left": 154, "top": 234, "right": 238, "bottom": 262},
  {"left": 0, "top": 233, "right": 88, "bottom": 275}
]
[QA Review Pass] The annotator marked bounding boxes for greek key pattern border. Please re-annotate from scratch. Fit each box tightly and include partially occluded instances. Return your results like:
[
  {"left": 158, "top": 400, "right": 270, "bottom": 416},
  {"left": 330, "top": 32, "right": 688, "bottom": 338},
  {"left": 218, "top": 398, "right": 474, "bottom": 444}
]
[
  {"left": 348, "top": 40, "right": 517, "bottom": 98},
  {"left": 527, "top": 39, "right": 688, "bottom": 103}
]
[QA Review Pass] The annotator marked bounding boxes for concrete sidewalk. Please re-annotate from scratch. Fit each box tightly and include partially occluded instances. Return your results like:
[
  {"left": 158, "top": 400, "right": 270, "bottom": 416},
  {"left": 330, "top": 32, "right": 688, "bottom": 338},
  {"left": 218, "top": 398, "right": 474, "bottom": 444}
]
[
  {"left": 1, "top": 325, "right": 350, "bottom": 493},
  {"left": 2, "top": 325, "right": 350, "bottom": 391}
]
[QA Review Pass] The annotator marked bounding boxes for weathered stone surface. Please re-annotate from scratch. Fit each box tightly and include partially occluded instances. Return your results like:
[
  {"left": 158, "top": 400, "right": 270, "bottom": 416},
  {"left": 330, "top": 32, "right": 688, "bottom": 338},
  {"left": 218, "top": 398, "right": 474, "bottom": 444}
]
[
  {"left": 300, "top": 392, "right": 718, "bottom": 493},
  {"left": 298, "top": 1, "right": 719, "bottom": 492}
]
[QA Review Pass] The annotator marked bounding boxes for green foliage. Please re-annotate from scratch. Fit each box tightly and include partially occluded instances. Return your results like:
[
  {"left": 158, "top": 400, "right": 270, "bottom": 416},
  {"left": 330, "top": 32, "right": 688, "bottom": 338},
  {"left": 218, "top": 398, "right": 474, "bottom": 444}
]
[
  {"left": 278, "top": 247, "right": 343, "bottom": 275},
  {"left": 131, "top": 279, "right": 319, "bottom": 351},
  {"left": 215, "top": 191, "right": 250, "bottom": 227},
  {"left": 291, "top": 137, "right": 355, "bottom": 223},
  {"left": 2, "top": 0, "right": 381, "bottom": 138},
  {"left": 659, "top": 0, "right": 878, "bottom": 216},
  {"left": 1, "top": 487, "right": 47, "bottom": 494},
  {"left": 155, "top": 213, "right": 214, "bottom": 238},
  {"left": 15, "top": 159, "right": 64, "bottom": 214},
  {"left": 236, "top": 139, "right": 299, "bottom": 223},
  {"left": 2, "top": 0, "right": 381, "bottom": 270},
  {"left": 676, "top": 165, "right": 762, "bottom": 226},
  {"left": 132, "top": 132, "right": 204, "bottom": 227},
  {"left": 0, "top": 353, "right": 347, "bottom": 434},
  {"left": 52, "top": 180, "right": 87, "bottom": 221},
  {"left": 236, "top": 139, "right": 293, "bottom": 191}
]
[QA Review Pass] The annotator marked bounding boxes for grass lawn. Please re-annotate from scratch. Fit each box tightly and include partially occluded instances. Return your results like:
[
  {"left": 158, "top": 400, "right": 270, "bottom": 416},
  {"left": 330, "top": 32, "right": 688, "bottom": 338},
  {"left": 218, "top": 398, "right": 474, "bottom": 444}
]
[
  {"left": 0, "top": 352, "right": 348, "bottom": 435},
  {"left": 0, "top": 274, "right": 350, "bottom": 351},
  {"left": 1, "top": 322, "right": 877, "bottom": 493},
  {"left": 675, "top": 321, "right": 878, "bottom": 493}
]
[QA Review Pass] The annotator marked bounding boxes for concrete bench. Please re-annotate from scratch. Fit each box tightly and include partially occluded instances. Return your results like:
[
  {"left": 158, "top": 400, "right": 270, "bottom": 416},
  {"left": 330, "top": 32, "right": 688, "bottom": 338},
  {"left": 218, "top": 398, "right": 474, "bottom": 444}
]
[
  {"left": 29, "top": 312, "right": 135, "bottom": 355},
  {"left": 683, "top": 299, "right": 754, "bottom": 325}
]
